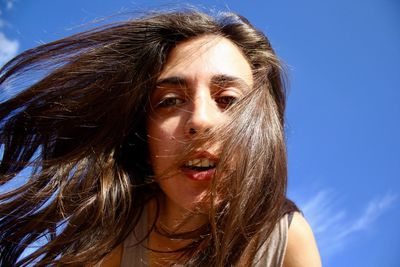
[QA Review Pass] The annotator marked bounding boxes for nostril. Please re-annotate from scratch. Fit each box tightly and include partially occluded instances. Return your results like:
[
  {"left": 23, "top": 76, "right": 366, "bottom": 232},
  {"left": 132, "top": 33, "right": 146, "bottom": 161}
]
[{"left": 189, "top": 128, "right": 197, "bottom": 135}]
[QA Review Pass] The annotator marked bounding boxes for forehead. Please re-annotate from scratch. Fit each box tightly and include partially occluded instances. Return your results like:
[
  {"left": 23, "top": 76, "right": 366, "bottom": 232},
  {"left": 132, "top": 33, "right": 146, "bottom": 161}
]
[{"left": 158, "top": 35, "right": 253, "bottom": 88}]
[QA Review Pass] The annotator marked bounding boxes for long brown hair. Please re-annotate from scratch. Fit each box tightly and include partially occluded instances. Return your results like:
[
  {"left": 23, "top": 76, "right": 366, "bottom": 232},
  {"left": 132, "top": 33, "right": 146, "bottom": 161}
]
[{"left": 0, "top": 10, "right": 297, "bottom": 266}]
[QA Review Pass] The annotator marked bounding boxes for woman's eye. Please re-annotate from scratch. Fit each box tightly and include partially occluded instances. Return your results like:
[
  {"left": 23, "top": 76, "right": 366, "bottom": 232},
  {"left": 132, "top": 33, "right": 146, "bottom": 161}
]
[
  {"left": 157, "top": 97, "right": 185, "bottom": 108},
  {"left": 216, "top": 96, "right": 238, "bottom": 108}
]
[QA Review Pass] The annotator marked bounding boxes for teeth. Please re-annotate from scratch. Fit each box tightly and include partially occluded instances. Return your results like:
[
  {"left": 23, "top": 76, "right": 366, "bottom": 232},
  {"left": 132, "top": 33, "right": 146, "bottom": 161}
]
[
  {"left": 185, "top": 158, "right": 215, "bottom": 168},
  {"left": 201, "top": 159, "right": 208, "bottom": 167}
]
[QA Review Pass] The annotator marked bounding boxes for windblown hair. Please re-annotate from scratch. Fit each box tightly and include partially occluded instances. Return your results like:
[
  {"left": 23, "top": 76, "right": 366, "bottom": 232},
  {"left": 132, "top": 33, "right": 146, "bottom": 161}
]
[{"left": 0, "top": 10, "right": 298, "bottom": 266}]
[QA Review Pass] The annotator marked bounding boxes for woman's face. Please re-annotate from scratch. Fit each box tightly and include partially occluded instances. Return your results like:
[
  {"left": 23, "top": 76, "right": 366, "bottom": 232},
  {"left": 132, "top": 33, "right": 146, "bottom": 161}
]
[{"left": 147, "top": 35, "right": 253, "bottom": 216}]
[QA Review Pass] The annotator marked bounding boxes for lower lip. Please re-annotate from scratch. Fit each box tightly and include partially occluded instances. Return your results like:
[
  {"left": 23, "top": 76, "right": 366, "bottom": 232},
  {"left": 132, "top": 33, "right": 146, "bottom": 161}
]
[{"left": 181, "top": 167, "right": 215, "bottom": 181}]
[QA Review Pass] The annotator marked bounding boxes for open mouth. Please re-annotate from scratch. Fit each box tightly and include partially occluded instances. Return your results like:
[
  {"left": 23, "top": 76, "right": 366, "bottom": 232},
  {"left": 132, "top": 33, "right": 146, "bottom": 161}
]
[
  {"left": 184, "top": 158, "right": 216, "bottom": 170},
  {"left": 182, "top": 158, "right": 217, "bottom": 181}
]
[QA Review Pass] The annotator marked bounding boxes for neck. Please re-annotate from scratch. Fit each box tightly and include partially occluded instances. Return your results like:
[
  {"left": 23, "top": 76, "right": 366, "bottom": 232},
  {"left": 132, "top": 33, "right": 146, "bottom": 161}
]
[
  {"left": 154, "top": 193, "right": 208, "bottom": 233},
  {"left": 146, "top": 196, "right": 205, "bottom": 266},
  {"left": 147, "top": 194, "right": 208, "bottom": 250}
]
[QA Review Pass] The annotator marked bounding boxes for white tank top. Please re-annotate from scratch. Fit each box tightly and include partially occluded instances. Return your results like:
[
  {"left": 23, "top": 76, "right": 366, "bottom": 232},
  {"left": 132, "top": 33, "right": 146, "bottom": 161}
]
[{"left": 121, "top": 209, "right": 289, "bottom": 267}]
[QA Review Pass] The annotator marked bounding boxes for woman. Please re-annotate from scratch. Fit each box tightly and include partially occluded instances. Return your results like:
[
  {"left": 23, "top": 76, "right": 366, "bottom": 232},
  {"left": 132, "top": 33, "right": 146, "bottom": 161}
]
[{"left": 0, "top": 10, "right": 321, "bottom": 266}]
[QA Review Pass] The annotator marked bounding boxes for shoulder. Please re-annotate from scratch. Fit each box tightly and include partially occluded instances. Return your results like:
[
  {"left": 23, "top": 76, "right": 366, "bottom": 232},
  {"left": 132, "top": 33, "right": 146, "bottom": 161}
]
[
  {"left": 283, "top": 212, "right": 322, "bottom": 267},
  {"left": 89, "top": 244, "right": 123, "bottom": 267}
]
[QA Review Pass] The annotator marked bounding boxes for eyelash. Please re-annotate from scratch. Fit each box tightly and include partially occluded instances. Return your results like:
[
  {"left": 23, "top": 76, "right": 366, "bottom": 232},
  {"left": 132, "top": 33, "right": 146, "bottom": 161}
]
[
  {"left": 157, "top": 97, "right": 185, "bottom": 108},
  {"left": 215, "top": 96, "right": 238, "bottom": 108},
  {"left": 155, "top": 95, "right": 239, "bottom": 109}
]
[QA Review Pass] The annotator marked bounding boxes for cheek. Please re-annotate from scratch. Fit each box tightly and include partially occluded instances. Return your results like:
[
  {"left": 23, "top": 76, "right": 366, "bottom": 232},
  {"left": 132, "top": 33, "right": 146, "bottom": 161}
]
[
  {"left": 147, "top": 116, "right": 183, "bottom": 172},
  {"left": 148, "top": 118, "right": 178, "bottom": 151}
]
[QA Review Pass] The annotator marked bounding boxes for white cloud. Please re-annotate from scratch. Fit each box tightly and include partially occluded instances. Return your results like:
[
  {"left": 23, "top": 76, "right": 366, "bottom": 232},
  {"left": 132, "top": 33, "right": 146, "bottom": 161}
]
[
  {"left": 298, "top": 190, "right": 398, "bottom": 258},
  {"left": 337, "top": 193, "right": 397, "bottom": 238},
  {"left": 0, "top": 0, "right": 19, "bottom": 67},
  {"left": 0, "top": 31, "right": 19, "bottom": 67},
  {"left": 6, "top": 0, "right": 15, "bottom": 10}
]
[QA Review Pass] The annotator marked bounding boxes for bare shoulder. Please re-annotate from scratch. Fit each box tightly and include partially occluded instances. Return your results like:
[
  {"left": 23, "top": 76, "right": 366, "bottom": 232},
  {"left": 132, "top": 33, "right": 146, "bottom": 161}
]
[
  {"left": 87, "top": 244, "right": 123, "bottom": 267},
  {"left": 283, "top": 212, "right": 322, "bottom": 267}
]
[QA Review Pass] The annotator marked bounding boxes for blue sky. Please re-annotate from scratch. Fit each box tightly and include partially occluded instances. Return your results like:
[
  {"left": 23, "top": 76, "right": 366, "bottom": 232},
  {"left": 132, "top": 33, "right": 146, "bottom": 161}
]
[{"left": 1, "top": 0, "right": 399, "bottom": 266}]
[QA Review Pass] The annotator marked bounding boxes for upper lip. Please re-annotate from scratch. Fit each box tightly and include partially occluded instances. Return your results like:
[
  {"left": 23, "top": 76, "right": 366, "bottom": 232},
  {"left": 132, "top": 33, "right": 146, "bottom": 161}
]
[{"left": 191, "top": 151, "right": 218, "bottom": 161}]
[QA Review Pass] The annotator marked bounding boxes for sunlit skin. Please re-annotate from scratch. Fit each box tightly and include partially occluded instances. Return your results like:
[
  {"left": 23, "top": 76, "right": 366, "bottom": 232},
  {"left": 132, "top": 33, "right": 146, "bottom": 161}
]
[
  {"left": 97, "top": 35, "right": 321, "bottom": 267},
  {"left": 146, "top": 35, "right": 253, "bottom": 234}
]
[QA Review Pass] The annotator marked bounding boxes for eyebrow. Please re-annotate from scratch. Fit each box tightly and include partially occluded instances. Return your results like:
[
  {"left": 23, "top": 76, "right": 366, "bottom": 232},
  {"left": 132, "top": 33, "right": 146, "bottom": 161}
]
[
  {"left": 156, "top": 76, "right": 188, "bottom": 88},
  {"left": 156, "top": 74, "right": 251, "bottom": 91},
  {"left": 210, "top": 74, "right": 251, "bottom": 92}
]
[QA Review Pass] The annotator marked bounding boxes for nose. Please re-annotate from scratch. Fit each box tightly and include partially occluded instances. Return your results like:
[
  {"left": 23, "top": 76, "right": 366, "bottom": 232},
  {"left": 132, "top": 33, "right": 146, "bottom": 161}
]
[{"left": 185, "top": 89, "right": 221, "bottom": 136}]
